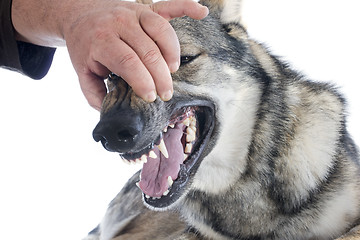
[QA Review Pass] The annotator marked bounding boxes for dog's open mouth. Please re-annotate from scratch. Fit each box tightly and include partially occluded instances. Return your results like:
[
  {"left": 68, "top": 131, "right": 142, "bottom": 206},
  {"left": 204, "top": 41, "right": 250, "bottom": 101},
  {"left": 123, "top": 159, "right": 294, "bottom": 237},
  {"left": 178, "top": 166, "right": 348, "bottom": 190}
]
[{"left": 121, "top": 103, "right": 215, "bottom": 208}]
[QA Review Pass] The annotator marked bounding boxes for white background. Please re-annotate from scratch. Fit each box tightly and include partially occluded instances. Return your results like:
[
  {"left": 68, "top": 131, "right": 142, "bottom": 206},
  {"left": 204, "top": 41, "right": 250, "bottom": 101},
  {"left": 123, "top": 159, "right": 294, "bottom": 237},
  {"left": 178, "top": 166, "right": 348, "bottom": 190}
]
[{"left": 0, "top": 1, "right": 359, "bottom": 239}]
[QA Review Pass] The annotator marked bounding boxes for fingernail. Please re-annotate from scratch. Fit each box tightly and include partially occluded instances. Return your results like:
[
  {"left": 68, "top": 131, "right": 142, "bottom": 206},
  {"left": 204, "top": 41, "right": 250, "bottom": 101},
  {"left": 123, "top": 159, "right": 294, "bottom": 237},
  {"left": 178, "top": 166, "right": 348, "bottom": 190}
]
[
  {"left": 145, "top": 90, "right": 157, "bottom": 102},
  {"left": 169, "top": 61, "right": 180, "bottom": 73},
  {"left": 161, "top": 90, "right": 173, "bottom": 102}
]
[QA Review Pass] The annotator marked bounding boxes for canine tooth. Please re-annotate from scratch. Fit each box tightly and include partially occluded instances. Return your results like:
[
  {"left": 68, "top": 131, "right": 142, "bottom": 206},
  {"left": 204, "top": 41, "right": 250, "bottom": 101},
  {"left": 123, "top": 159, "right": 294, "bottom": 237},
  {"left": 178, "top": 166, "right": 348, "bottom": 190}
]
[
  {"left": 141, "top": 154, "right": 148, "bottom": 163},
  {"left": 145, "top": 194, "right": 150, "bottom": 199},
  {"left": 163, "top": 126, "right": 168, "bottom": 133},
  {"left": 186, "top": 127, "right": 196, "bottom": 142},
  {"left": 185, "top": 143, "right": 192, "bottom": 153},
  {"left": 122, "top": 158, "right": 131, "bottom": 165},
  {"left": 182, "top": 118, "right": 190, "bottom": 126},
  {"left": 169, "top": 123, "right": 175, "bottom": 128},
  {"left": 163, "top": 190, "right": 169, "bottom": 196},
  {"left": 184, "top": 154, "right": 189, "bottom": 160},
  {"left": 158, "top": 139, "right": 169, "bottom": 158},
  {"left": 135, "top": 182, "right": 140, "bottom": 188},
  {"left": 149, "top": 150, "right": 157, "bottom": 159},
  {"left": 167, "top": 176, "right": 173, "bottom": 187}
]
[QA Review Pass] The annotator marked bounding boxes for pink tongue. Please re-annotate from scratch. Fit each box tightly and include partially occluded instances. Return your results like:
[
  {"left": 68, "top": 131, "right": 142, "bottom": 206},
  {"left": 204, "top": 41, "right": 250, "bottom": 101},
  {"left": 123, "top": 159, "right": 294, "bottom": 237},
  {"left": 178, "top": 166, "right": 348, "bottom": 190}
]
[{"left": 139, "top": 124, "right": 185, "bottom": 197}]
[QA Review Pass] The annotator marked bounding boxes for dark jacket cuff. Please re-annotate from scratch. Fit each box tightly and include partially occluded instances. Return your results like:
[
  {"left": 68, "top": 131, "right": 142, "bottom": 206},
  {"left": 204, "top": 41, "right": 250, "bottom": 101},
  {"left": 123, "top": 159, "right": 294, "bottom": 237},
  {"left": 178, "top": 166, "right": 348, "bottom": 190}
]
[{"left": 0, "top": 0, "right": 56, "bottom": 79}]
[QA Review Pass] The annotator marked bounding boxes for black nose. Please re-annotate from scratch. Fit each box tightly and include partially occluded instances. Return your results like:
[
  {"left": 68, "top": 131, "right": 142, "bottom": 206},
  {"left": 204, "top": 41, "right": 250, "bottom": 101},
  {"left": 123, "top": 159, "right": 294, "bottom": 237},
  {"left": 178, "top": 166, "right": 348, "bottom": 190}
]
[{"left": 92, "top": 110, "right": 144, "bottom": 153}]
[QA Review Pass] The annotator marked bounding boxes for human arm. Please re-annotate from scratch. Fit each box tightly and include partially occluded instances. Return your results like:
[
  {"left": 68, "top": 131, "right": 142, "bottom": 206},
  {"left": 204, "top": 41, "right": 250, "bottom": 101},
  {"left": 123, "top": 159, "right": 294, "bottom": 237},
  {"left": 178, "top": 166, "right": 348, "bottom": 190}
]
[
  {"left": 11, "top": 0, "right": 208, "bottom": 110},
  {"left": 0, "top": 0, "right": 55, "bottom": 79}
]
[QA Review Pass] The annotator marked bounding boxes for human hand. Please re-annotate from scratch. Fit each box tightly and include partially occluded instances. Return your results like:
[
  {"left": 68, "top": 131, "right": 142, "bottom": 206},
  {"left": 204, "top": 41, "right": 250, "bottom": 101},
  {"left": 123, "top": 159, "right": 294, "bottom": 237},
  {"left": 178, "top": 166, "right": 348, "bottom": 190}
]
[{"left": 64, "top": 0, "right": 209, "bottom": 110}]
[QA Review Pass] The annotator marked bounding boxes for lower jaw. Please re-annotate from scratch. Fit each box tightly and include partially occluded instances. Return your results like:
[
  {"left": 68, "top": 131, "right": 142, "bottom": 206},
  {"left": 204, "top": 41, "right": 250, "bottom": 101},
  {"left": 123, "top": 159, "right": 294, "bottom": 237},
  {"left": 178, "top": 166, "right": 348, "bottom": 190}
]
[{"left": 142, "top": 105, "right": 216, "bottom": 209}]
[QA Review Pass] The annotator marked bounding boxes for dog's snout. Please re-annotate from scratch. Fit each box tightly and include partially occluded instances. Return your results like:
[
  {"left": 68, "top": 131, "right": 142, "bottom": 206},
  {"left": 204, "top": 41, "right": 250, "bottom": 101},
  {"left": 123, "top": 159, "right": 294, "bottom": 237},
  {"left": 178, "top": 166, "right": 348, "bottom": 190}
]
[{"left": 92, "top": 111, "right": 143, "bottom": 153}]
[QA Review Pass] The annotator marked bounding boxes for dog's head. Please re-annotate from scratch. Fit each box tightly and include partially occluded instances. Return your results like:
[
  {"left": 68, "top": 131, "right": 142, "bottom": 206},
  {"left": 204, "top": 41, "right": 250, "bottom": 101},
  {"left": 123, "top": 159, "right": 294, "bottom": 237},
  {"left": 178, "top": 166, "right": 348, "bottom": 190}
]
[{"left": 93, "top": 0, "right": 263, "bottom": 210}]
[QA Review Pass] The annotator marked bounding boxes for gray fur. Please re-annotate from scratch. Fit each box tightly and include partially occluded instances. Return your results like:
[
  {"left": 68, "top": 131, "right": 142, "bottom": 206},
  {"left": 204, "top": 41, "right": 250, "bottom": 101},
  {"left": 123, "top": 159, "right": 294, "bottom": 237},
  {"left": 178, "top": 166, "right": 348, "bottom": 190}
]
[{"left": 84, "top": 0, "right": 360, "bottom": 239}]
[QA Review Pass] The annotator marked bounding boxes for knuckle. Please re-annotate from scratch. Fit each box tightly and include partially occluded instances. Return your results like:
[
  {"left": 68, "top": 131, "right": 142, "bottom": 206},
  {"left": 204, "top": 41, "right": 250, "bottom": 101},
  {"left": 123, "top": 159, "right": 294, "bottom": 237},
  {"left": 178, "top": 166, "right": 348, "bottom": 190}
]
[
  {"left": 155, "top": 20, "right": 172, "bottom": 36},
  {"left": 142, "top": 49, "right": 162, "bottom": 66},
  {"left": 114, "top": 13, "right": 130, "bottom": 26},
  {"left": 93, "top": 26, "right": 112, "bottom": 43},
  {"left": 113, "top": 8, "right": 137, "bottom": 28},
  {"left": 117, "top": 52, "right": 139, "bottom": 69}
]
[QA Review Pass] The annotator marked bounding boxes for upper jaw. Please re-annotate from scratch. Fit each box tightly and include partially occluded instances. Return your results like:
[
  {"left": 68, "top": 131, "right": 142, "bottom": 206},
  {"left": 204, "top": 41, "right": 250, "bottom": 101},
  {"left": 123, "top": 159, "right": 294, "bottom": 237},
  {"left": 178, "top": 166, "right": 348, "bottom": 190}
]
[
  {"left": 120, "top": 99, "right": 215, "bottom": 159},
  {"left": 93, "top": 93, "right": 217, "bottom": 208}
]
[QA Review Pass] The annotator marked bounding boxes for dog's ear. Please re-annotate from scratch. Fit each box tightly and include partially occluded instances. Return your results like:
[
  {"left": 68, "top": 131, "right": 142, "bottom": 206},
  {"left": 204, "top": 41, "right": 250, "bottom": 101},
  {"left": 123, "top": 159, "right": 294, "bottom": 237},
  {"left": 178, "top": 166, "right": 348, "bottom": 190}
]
[
  {"left": 223, "top": 22, "right": 248, "bottom": 41},
  {"left": 200, "top": 0, "right": 243, "bottom": 25}
]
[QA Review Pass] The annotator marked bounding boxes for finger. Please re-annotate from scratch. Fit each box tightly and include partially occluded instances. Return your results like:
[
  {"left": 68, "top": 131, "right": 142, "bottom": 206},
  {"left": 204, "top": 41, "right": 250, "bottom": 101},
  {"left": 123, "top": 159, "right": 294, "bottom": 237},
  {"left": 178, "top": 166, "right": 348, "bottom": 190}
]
[
  {"left": 89, "top": 61, "right": 111, "bottom": 79},
  {"left": 121, "top": 21, "right": 174, "bottom": 101},
  {"left": 78, "top": 72, "right": 107, "bottom": 111},
  {"left": 94, "top": 37, "right": 157, "bottom": 102},
  {"left": 139, "top": 10, "right": 180, "bottom": 74},
  {"left": 150, "top": 0, "right": 209, "bottom": 21}
]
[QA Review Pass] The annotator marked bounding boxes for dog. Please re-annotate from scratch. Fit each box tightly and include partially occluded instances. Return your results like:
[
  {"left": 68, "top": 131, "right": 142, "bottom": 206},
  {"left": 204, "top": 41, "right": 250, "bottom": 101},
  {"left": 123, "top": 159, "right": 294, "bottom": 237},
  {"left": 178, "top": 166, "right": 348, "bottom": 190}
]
[{"left": 84, "top": 0, "right": 360, "bottom": 239}]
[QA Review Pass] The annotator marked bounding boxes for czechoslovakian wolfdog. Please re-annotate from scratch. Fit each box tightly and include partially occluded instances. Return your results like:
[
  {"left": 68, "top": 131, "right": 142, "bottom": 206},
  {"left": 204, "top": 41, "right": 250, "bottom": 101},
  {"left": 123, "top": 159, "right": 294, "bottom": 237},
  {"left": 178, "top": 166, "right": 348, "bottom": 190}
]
[{"left": 85, "top": 0, "right": 360, "bottom": 239}]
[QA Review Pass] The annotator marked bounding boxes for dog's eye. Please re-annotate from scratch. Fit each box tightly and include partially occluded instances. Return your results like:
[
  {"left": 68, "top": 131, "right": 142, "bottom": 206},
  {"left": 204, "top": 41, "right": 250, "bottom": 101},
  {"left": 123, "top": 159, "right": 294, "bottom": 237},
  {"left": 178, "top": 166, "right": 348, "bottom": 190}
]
[{"left": 180, "top": 54, "right": 200, "bottom": 66}]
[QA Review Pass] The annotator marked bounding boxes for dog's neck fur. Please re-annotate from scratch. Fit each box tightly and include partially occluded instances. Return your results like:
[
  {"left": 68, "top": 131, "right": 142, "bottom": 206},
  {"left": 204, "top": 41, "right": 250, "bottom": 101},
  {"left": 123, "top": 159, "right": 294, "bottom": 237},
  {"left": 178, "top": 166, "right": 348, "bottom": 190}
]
[
  {"left": 179, "top": 38, "right": 360, "bottom": 239},
  {"left": 86, "top": 1, "right": 360, "bottom": 239}
]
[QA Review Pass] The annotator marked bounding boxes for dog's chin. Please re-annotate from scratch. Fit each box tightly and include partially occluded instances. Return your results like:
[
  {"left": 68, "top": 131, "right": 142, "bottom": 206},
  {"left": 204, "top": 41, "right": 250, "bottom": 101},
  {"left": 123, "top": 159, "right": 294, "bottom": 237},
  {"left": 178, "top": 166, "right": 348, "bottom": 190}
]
[{"left": 120, "top": 101, "right": 215, "bottom": 209}]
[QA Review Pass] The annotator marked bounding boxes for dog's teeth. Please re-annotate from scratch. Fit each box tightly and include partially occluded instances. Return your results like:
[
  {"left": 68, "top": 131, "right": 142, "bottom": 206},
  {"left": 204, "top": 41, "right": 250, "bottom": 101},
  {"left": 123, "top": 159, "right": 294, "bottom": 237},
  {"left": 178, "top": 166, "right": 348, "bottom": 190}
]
[
  {"left": 185, "top": 143, "right": 192, "bottom": 153},
  {"left": 122, "top": 158, "right": 131, "bottom": 165},
  {"left": 163, "top": 126, "right": 168, "bottom": 133},
  {"left": 149, "top": 150, "right": 157, "bottom": 159},
  {"left": 135, "top": 181, "right": 140, "bottom": 188},
  {"left": 190, "top": 125, "right": 197, "bottom": 132},
  {"left": 190, "top": 117, "right": 197, "bottom": 132},
  {"left": 141, "top": 154, "right": 148, "bottom": 163},
  {"left": 163, "top": 189, "right": 169, "bottom": 196},
  {"left": 186, "top": 127, "right": 196, "bottom": 142},
  {"left": 182, "top": 117, "right": 190, "bottom": 126},
  {"left": 167, "top": 176, "right": 174, "bottom": 187},
  {"left": 135, "top": 158, "right": 142, "bottom": 164},
  {"left": 158, "top": 139, "right": 169, "bottom": 158},
  {"left": 190, "top": 116, "right": 196, "bottom": 126},
  {"left": 169, "top": 123, "right": 175, "bottom": 128},
  {"left": 184, "top": 154, "right": 189, "bottom": 160},
  {"left": 145, "top": 194, "right": 150, "bottom": 199}
]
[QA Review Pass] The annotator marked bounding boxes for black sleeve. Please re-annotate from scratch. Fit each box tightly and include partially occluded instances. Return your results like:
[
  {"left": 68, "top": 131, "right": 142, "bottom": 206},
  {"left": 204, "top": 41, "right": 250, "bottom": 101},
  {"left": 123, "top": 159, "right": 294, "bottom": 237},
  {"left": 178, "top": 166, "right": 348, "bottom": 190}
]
[{"left": 0, "top": 0, "right": 56, "bottom": 79}]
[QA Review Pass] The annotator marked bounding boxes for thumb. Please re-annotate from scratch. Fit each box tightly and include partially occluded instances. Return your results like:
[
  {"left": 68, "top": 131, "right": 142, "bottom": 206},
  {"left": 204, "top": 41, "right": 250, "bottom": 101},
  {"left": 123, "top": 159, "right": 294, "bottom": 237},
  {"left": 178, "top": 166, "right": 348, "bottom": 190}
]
[{"left": 78, "top": 73, "right": 107, "bottom": 111}]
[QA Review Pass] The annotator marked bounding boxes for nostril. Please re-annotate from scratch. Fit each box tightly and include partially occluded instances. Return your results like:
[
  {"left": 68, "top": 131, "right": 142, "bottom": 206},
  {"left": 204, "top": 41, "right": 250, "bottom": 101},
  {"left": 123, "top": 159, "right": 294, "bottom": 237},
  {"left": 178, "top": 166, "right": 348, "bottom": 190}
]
[
  {"left": 93, "top": 109, "right": 143, "bottom": 152},
  {"left": 93, "top": 132, "right": 105, "bottom": 143}
]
